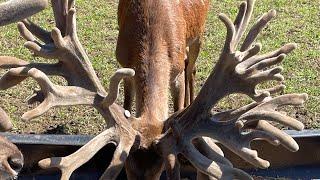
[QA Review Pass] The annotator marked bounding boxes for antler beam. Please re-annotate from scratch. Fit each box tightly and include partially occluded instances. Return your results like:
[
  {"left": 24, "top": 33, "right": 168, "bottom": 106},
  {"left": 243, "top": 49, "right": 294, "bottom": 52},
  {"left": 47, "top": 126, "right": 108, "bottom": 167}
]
[
  {"left": 0, "top": 0, "right": 308, "bottom": 179},
  {"left": 0, "top": 1, "right": 139, "bottom": 178},
  {"left": 0, "top": 1, "right": 107, "bottom": 121},
  {"left": 155, "top": 0, "right": 307, "bottom": 179}
]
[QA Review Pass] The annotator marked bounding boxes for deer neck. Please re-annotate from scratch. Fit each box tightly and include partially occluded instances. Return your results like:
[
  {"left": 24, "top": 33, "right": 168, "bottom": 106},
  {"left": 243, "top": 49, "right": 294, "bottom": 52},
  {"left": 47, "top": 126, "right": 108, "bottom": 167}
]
[
  {"left": 117, "top": 0, "right": 184, "bottom": 146},
  {"left": 135, "top": 47, "right": 171, "bottom": 123},
  {"left": 128, "top": 41, "right": 172, "bottom": 147},
  {"left": 118, "top": 0, "right": 178, "bottom": 29},
  {"left": 119, "top": 0, "right": 177, "bottom": 122}
]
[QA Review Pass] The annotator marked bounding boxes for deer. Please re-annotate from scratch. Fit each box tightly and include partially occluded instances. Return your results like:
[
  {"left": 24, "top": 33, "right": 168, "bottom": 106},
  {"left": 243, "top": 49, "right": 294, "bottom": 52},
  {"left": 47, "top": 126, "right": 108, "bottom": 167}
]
[
  {"left": 117, "top": 0, "right": 210, "bottom": 113},
  {"left": 0, "top": 0, "right": 308, "bottom": 179},
  {"left": 116, "top": 0, "right": 216, "bottom": 178}
]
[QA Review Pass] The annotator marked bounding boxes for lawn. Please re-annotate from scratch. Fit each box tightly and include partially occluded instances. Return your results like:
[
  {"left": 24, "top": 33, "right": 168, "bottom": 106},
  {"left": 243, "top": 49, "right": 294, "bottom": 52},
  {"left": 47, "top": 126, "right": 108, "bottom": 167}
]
[{"left": 0, "top": 0, "right": 318, "bottom": 134}]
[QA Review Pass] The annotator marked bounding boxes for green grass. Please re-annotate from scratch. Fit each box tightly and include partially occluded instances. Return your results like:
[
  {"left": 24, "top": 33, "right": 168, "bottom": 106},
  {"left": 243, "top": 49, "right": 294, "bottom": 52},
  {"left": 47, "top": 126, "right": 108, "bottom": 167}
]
[{"left": 0, "top": 0, "right": 318, "bottom": 134}]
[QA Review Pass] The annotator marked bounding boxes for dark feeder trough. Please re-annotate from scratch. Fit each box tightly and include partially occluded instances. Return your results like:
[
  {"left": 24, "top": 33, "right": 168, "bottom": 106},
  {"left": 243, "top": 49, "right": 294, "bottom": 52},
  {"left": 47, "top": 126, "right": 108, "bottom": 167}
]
[{"left": 1, "top": 130, "right": 320, "bottom": 180}]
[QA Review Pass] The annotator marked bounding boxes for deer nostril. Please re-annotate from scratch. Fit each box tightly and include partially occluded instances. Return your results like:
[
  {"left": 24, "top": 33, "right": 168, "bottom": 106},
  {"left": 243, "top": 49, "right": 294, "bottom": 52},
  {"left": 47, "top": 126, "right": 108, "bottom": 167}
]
[{"left": 8, "top": 157, "right": 23, "bottom": 172}]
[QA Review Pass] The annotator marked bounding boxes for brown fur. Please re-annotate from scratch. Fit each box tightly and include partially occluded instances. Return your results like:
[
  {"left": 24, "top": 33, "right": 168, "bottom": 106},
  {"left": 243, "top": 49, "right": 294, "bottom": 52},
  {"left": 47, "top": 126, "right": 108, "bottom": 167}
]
[
  {"left": 117, "top": 0, "right": 209, "bottom": 178},
  {"left": 182, "top": 0, "right": 210, "bottom": 106}
]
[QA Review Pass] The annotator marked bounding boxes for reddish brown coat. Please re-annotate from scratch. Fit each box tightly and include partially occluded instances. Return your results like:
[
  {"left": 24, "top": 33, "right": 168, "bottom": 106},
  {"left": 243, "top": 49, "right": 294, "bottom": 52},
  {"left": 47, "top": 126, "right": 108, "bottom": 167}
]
[{"left": 116, "top": 0, "right": 209, "bottom": 178}]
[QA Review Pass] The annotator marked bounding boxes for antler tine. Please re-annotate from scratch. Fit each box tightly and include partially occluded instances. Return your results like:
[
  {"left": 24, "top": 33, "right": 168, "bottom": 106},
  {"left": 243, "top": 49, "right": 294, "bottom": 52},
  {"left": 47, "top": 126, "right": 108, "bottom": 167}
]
[
  {"left": 17, "top": 3, "right": 106, "bottom": 93},
  {"left": 212, "top": 85, "right": 285, "bottom": 122},
  {"left": 102, "top": 68, "right": 135, "bottom": 108},
  {"left": 0, "top": 67, "right": 30, "bottom": 90},
  {"left": 241, "top": 9, "right": 277, "bottom": 51},
  {"left": 65, "top": 8, "right": 77, "bottom": 38},
  {"left": 181, "top": 143, "right": 252, "bottom": 179},
  {"left": 242, "top": 110, "right": 303, "bottom": 131},
  {"left": 39, "top": 127, "right": 119, "bottom": 180},
  {"left": 17, "top": 22, "right": 37, "bottom": 42},
  {"left": 99, "top": 136, "right": 135, "bottom": 180},
  {"left": 233, "top": 1, "right": 247, "bottom": 33},
  {"left": 51, "top": 0, "right": 75, "bottom": 34},
  {"left": 158, "top": 6, "right": 307, "bottom": 169},
  {"left": 164, "top": 153, "right": 181, "bottom": 180},
  {"left": 240, "top": 94, "right": 307, "bottom": 131},
  {"left": 254, "top": 120, "right": 299, "bottom": 151},
  {"left": 201, "top": 94, "right": 306, "bottom": 168},
  {"left": 212, "top": 102, "right": 258, "bottom": 122},
  {"left": 63, "top": 0, "right": 69, "bottom": 15},
  {"left": 0, "top": 0, "right": 48, "bottom": 26},
  {"left": 0, "top": 67, "right": 98, "bottom": 120},
  {"left": 0, "top": 56, "right": 68, "bottom": 86},
  {"left": 1, "top": 1, "right": 139, "bottom": 179},
  {"left": 51, "top": 0, "right": 68, "bottom": 35},
  {"left": 0, "top": 108, "right": 12, "bottom": 132},
  {"left": 193, "top": 137, "right": 233, "bottom": 167},
  {"left": 0, "top": 56, "right": 29, "bottom": 90},
  {"left": 218, "top": 14, "right": 236, "bottom": 53},
  {"left": 233, "top": 0, "right": 255, "bottom": 45},
  {"left": 218, "top": 0, "right": 258, "bottom": 53},
  {"left": 68, "top": 0, "right": 75, "bottom": 8},
  {"left": 0, "top": 56, "right": 29, "bottom": 69},
  {"left": 19, "top": 19, "right": 52, "bottom": 44},
  {"left": 39, "top": 102, "right": 138, "bottom": 180}
]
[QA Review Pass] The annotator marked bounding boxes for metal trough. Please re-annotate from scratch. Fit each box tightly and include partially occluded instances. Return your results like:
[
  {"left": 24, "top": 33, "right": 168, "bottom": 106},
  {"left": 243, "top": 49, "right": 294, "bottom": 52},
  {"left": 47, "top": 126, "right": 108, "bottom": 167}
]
[{"left": 1, "top": 130, "right": 320, "bottom": 179}]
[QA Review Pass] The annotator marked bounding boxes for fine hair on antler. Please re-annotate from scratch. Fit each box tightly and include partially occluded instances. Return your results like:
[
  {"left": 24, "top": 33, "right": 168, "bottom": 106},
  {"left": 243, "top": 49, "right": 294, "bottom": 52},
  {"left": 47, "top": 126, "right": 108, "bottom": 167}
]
[
  {"left": 0, "top": 1, "right": 50, "bottom": 178},
  {"left": 0, "top": 108, "right": 23, "bottom": 180},
  {"left": 0, "top": 0, "right": 48, "bottom": 26},
  {"left": 0, "top": 0, "right": 137, "bottom": 179},
  {"left": 0, "top": 136, "right": 24, "bottom": 180},
  {"left": 0, "top": 0, "right": 49, "bottom": 132},
  {"left": 0, "top": 107, "right": 12, "bottom": 131},
  {"left": 0, "top": 109, "right": 23, "bottom": 180},
  {"left": 0, "top": 0, "right": 308, "bottom": 179},
  {"left": 155, "top": 0, "right": 307, "bottom": 179}
]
